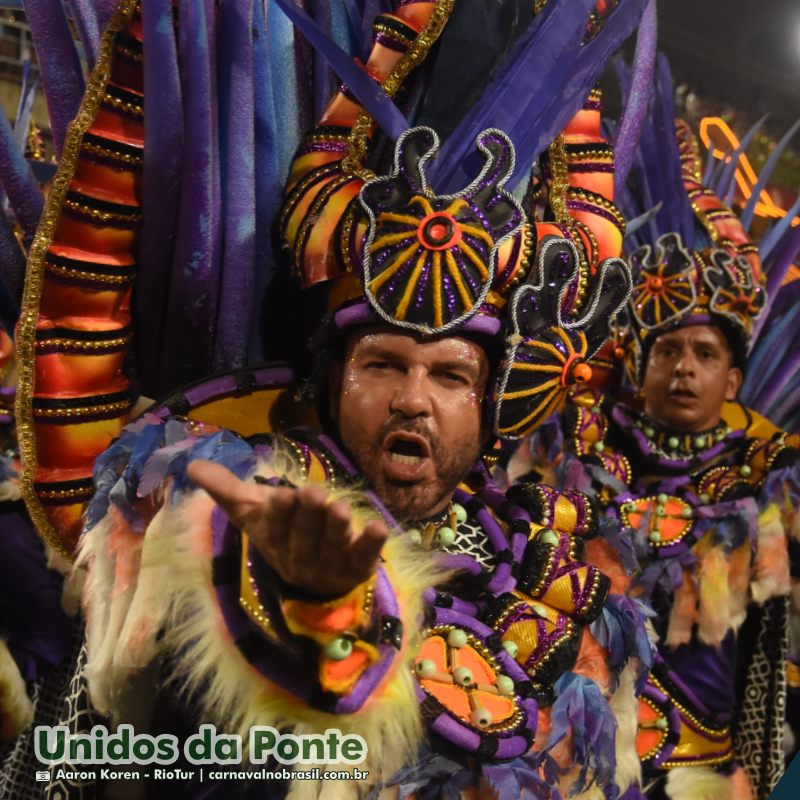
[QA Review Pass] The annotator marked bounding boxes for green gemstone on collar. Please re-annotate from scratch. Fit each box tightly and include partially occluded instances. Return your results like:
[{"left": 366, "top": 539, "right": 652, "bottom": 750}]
[
  {"left": 502, "top": 640, "right": 519, "bottom": 658},
  {"left": 657, "top": 493, "right": 668, "bottom": 504},
  {"left": 452, "top": 503, "right": 468, "bottom": 524},
  {"left": 655, "top": 717, "right": 668, "bottom": 730},
  {"left": 644, "top": 426, "right": 655, "bottom": 437},
  {"left": 650, "top": 531, "right": 662, "bottom": 543},
  {"left": 740, "top": 464, "right": 752, "bottom": 477},
  {"left": 667, "top": 436, "right": 680, "bottom": 449},
  {"left": 496, "top": 675, "right": 515, "bottom": 696},
  {"left": 415, "top": 659, "right": 436, "bottom": 678},
  {"left": 538, "top": 529, "right": 560, "bottom": 546},
  {"left": 434, "top": 526, "right": 456, "bottom": 547},
  {"left": 471, "top": 707, "right": 493, "bottom": 727},
  {"left": 453, "top": 666, "right": 474, "bottom": 687},
  {"left": 699, "top": 493, "right": 711, "bottom": 504},
  {"left": 623, "top": 501, "right": 637, "bottom": 513},
  {"left": 694, "top": 435, "right": 708, "bottom": 450},
  {"left": 655, "top": 505, "right": 666, "bottom": 517},
  {"left": 715, "top": 430, "right": 726, "bottom": 442},
  {"left": 591, "top": 405, "right": 602, "bottom": 414},
  {"left": 681, "top": 507, "right": 693, "bottom": 519},
  {"left": 324, "top": 637, "right": 353, "bottom": 661},
  {"left": 408, "top": 528, "right": 422, "bottom": 546},
  {"left": 447, "top": 629, "right": 468, "bottom": 648},
  {"left": 593, "top": 441, "right": 605, "bottom": 453}
]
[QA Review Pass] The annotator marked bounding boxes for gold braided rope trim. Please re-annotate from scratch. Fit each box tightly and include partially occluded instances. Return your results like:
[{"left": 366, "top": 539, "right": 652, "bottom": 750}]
[
  {"left": 102, "top": 90, "right": 143, "bottom": 117},
  {"left": 35, "top": 334, "right": 133, "bottom": 352},
  {"left": 81, "top": 139, "right": 144, "bottom": 165},
  {"left": 372, "top": 22, "right": 415, "bottom": 47},
  {"left": 342, "top": 0, "right": 455, "bottom": 178},
  {"left": 547, "top": 135, "right": 571, "bottom": 226},
  {"left": 63, "top": 197, "right": 141, "bottom": 223},
  {"left": 32, "top": 399, "right": 133, "bottom": 419},
  {"left": 45, "top": 261, "right": 135, "bottom": 285},
  {"left": 36, "top": 486, "right": 95, "bottom": 502},
  {"left": 16, "top": 0, "right": 139, "bottom": 561}
]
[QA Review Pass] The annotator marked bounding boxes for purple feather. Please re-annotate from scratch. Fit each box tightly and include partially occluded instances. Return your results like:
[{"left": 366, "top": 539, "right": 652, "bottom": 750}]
[
  {"left": 613, "top": 0, "right": 657, "bottom": 194},
  {"left": 549, "top": 672, "right": 617, "bottom": 794}
]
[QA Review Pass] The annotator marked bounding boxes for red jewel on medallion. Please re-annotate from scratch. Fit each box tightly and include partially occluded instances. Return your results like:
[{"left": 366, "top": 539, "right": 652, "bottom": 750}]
[{"left": 417, "top": 212, "right": 462, "bottom": 251}]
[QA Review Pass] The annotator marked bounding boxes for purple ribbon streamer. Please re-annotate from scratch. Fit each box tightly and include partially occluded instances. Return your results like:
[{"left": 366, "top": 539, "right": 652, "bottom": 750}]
[
  {"left": 23, "top": 0, "right": 85, "bottom": 157},
  {"left": 613, "top": 0, "right": 656, "bottom": 195},
  {"left": 214, "top": 0, "right": 256, "bottom": 372}
]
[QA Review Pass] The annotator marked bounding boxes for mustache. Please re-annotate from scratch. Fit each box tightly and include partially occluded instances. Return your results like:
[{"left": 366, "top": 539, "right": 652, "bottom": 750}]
[{"left": 374, "top": 415, "right": 440, "bottom": 455}]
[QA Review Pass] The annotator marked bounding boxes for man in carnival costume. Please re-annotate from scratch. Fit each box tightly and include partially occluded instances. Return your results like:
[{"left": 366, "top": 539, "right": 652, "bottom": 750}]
[
  {"left": 1, "top": 1, "right": 656, "bottom": 798},
  {"left": 512, "top": 87, "right": 800, "bottom": 799}
]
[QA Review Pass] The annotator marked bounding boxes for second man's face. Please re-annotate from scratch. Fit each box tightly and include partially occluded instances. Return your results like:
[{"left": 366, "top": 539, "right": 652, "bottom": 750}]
[
  {"left": 643, "top": 324, "right": 742, "bottom": 433},
  {"left": 332, "top": 329, "right": 488, "bottom": 522}
]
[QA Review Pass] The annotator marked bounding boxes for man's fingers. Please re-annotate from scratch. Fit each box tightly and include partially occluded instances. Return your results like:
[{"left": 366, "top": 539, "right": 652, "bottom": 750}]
[
  {"left": 186, "top": 460, "right": 262, "bottom": 520},
  {"left": 346, "top": 520, "right": 389, "bottom": 582}
]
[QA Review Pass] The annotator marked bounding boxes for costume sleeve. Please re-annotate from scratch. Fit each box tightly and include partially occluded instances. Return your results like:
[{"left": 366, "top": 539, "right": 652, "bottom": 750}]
[{"left": 79, "top": 414, "right": 444, "bottom": 781}]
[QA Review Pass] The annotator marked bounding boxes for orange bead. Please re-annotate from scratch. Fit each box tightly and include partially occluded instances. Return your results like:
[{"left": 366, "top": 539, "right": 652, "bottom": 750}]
[
  {"left": 572, "top": 362, "right": 593, "bottom": 383},
  {"left": 613, "top": 346, "right": 626, "bottom": 360},
  {"left": 647, "top": 276, "right": 664, "bottom": 292}
]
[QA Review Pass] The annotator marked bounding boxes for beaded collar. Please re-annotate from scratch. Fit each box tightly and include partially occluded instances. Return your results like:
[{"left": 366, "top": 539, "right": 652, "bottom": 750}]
[{"left": 631, "top": 413, "right": 731, "bottom": 461}]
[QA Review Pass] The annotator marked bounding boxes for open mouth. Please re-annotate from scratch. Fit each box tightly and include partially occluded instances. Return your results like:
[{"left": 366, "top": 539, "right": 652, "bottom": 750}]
[{"left": 384, "top": 432, "right": 431, "bottom": 466}]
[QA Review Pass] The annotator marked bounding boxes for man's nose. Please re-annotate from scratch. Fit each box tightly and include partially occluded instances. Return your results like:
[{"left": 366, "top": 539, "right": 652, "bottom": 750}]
[
  {"left": 390, "top": 370, "right": 432, "bottom": 417},
  {"left": 673, "top": 348, "right": 695, "bottom": 376}
]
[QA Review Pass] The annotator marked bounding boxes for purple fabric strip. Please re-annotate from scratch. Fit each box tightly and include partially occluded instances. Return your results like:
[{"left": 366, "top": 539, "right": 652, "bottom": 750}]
[
  {"left": 157, "top": 0, "right": 222, "bottom": 391},
  {"left": 613, "top": 0, "right": 656, "bottom": 194},
  {"left": 65, "top": 0, "right": 101, "bottom": 67},
  {"left": 136, "top": 0, "right": 185, "bottom": 398},
  {"left": 24, "top": 0, "right": 86, "bottom": 157},
  {"left": 214, "top": 0, "right": 256, "bottom": 372}
]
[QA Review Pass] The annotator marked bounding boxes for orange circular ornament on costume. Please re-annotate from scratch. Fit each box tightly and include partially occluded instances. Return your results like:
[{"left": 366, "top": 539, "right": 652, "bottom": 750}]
[{"left": 416, "top": 212, "right": 462, "bottom": 251}]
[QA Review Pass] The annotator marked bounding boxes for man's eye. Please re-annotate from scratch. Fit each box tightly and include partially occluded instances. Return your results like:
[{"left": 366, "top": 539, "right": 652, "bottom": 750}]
[
  {"left": 438, "top": 371, "right": 468, "bottom": 385},
  {"left": 366, "top": 361, "right": 391, "bottom": 370}
]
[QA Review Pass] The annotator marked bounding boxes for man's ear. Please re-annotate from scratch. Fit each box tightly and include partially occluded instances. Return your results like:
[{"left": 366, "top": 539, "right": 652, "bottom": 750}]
[
  {"left": 329, "top": 361, "right": 343, "bottom": 422},
  {"left": 725, "top": 366, "right": 743, "bottom": 401}
]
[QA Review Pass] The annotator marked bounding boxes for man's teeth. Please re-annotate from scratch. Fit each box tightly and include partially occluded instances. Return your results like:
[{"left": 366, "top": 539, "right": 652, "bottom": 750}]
[{"left": 390, "top": 453, "right": 422, "bottom": 465}]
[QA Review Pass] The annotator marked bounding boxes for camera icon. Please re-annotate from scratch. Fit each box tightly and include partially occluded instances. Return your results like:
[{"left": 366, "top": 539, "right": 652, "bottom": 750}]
[{"left": 35, "top": 771, "right": 50, "bottom": 782}]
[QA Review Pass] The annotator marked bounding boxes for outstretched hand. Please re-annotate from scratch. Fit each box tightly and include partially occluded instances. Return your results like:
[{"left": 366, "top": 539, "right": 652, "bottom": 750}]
[{"left": 186, "top": 460, "right": 389, "bottom": 597}]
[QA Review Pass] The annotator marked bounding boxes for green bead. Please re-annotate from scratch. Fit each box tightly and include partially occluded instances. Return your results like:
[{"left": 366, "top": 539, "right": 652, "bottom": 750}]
[
  {"left": 408, "top": 528, "right": 422, "bottom": 546},
  {"left": 453, "top": 667, "right": 474, "bottom": 687},
  {"left": 471, "top": 707, "right": 493, "bottom": 727},
  {"left": 650, "top": 531, "right": 662, "bottom": 543},
  {"left": 591, "top": 405, "right": 602, "bottom": 414},
  {"left": 324, "top": 637, "right": 353, "bottom": 661},
  {"left": 623, "top": 501, "right": 637, "bottom": 512},
  {"left": 644, "top": 426, "right": 655, "bottom": 438},
  {"left": 434, "top": 526, "right": 456, "bottom": 547},
  {"left": 655, "top": 505, "right": 666, "bottom": 517},
  {"left": 699, "top": 493, "right": 711, "bottom": 504},
  {"left": 496, "top": 676, "right": 515, "bottom": 696},
  {"left": 502, "top": 640, "right": 519, "bottom": 659},
  {"left": 538, "top": 529, "right": 560, "bottom": 546},
  {"left": 681, "top": 507, "right": 693, "bottom": 519},
  {"left": 415, "top": 659, "right": 436, "bottom": 678},
  {"left": 667, "top": 436, "right": 680, "bottom": 449},
  {"left": 740, "top": 464, "right": 752, "bottom": 477},
  {"left": 593, "top": 441, "right": 605, "bottom": 453},
  {"left": 655, "top": 717, "right": 668, "bottom": 731},
  {"left": 657, "top": 493, "right": 669, "bottom": 504},
  {"left": 715, "top": 431, "right": 726, "bottom": 442},
  {"left": 532, "top": 603, "right": 549, "bottom": 618},
  {"left": 694, "top": 435, "right": 707, "bottom": 450},
  {"left": 447, "top": 629, "right": 468, "bottom": 648},
  {"left": 452, "top": 503, "right": 468, "bottom": 525}
]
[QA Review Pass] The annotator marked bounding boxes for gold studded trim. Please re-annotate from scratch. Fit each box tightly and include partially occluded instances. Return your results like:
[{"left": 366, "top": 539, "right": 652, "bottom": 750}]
[
  {"left": 16, "top": 0, "right": 140, "bottom": 561},
  {"left": 342, "top": 0, "right": 455, "bottom": 178}
]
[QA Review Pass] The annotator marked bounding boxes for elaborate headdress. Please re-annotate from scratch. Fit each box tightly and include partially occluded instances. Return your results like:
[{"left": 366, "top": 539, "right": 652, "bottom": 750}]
[
  {"left": 8, "top": 0, "right": 648, "bottom": 557},
  {"left": 613, "top": 60, "right": 798, "bottom": 385}
]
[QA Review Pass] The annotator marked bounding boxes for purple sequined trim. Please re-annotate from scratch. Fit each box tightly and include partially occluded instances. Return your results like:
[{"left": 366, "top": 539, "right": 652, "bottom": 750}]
[{"left": 566, "top": 199, "right": 624, "bottom": 232}]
